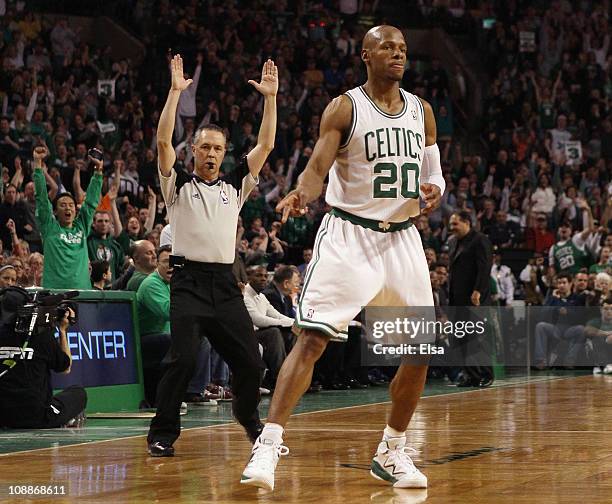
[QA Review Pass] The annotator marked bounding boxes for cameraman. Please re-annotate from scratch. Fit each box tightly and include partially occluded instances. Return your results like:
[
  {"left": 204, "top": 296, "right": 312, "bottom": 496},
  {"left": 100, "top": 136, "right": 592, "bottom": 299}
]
[{"left": 0, "top": 294, "right": 86, "bottom": 428}]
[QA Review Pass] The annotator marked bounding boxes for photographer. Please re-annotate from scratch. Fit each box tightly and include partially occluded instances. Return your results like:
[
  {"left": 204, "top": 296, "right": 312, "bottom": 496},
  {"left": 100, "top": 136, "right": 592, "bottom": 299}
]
[{"left": 0, "top": 289, "right": 86, "bottom": 428}]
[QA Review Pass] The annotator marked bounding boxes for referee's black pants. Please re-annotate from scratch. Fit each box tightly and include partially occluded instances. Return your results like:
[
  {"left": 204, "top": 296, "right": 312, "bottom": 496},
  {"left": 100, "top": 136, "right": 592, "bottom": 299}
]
[{"left": 148, "top": 262, "right": 264, "bottom": 445}]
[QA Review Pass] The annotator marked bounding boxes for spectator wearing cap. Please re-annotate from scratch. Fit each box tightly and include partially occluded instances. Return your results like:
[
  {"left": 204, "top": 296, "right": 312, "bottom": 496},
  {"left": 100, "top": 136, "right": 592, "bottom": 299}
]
[
  {"left": 525, "top": 213, "right": 555, "bottom": 254},
  {"left": 32, "top": 146, "right": 104, "bottom": 289}
]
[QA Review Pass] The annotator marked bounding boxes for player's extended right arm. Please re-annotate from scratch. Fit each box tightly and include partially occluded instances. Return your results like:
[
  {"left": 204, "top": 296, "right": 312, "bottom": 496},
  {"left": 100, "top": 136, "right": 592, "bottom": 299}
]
[
  {"left": 158, "top": 55, "right": 193, "bottom": 177},
  {"left": 277, "top": 95, "right": 351, "bottom": 218}
]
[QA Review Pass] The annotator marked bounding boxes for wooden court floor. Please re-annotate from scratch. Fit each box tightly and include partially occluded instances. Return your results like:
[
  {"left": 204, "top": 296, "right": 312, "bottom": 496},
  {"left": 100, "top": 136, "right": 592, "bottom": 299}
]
[{"left": 1, "top": 375, "right": 611, "bottom": 503}]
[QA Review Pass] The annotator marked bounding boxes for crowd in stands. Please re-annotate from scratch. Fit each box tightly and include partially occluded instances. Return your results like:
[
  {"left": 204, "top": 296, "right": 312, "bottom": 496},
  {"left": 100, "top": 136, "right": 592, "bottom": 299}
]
[{"left": 0, "top": 0, "right": 611, "bottom": 404}]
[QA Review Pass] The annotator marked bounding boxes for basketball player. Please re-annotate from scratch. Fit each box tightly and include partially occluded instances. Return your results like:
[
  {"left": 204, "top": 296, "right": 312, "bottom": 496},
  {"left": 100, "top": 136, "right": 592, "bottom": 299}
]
[{"left": 240, "top": 25, "right": 445, "bottom": 490}]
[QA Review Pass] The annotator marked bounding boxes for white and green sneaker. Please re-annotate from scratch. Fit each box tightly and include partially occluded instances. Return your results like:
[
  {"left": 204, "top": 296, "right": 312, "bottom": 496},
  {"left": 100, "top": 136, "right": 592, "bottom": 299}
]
[
  {"left": 240, "top": 437, "right": 289, "bottom": 491},
  {"left": 370, "top": 441, "right": 427, "bottom": 488}
]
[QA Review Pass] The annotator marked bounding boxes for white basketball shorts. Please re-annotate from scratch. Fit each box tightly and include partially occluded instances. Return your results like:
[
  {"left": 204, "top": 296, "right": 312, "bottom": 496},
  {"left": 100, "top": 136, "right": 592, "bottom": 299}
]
[{"left": 296, "top": 212, "right": 435, "bottom": 341}]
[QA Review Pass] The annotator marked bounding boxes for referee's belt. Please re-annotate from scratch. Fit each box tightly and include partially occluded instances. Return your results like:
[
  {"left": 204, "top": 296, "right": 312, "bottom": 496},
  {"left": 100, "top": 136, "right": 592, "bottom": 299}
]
[{"left": 330, "top": 207, "right": 414, "bottom": 233}]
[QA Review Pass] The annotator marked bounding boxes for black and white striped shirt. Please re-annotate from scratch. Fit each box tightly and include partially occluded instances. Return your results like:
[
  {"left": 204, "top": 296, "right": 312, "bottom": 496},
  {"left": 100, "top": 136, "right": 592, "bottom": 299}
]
[{"left": 159, "top": 157, "right": 257, "bottom": 263}]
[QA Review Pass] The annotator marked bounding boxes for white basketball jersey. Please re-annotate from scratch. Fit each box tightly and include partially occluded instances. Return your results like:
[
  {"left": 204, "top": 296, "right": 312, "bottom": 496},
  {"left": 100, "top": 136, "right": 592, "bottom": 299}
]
[{"left": 325, "top": 86, "right": 425, "bottom": 222}]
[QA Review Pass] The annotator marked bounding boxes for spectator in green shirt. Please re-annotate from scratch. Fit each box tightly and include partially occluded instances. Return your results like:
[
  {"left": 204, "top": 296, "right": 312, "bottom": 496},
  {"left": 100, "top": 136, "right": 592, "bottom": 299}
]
[
  {"left": 87, "top": 210, "right": 125, "bottom": 281},
  {"left": 33, "top": 146, "right": 103, "bottom": 289},
  {"left": 137, "top": 245, "right": 171, "bottom": 405},
  {"left": 589, "top": 246, "right": 611, "bottom": 275},
  {"left": 136, "top": 245, "right": 211, "bottom": 406},
  {"left": 137, "top": 246, "right": 172, "bottom": 336},
  {"left": 126, "top": 240, "right": 157, "bottom": 291}
]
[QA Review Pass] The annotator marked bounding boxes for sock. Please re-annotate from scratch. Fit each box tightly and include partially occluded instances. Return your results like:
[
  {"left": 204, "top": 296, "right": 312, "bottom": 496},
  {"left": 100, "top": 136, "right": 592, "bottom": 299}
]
[
  {"left": 260, "top": 422, "right": 284, "bottom": 444},
  {"left": 382, "top": 425, "right": 406, "bottom": 450}
]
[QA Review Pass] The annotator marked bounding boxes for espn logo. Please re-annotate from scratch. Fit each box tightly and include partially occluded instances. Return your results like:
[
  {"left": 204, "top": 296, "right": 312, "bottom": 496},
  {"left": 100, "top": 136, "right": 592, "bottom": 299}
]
[{"left": 0, "top": 347, "right": 34, "bottom": 360}]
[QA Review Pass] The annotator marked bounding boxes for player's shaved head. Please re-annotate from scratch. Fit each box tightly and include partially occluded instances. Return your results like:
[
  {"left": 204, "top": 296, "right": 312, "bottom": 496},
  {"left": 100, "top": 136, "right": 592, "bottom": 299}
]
[{"left": 362, "top": 25, "right": 404, "bottom": 49}]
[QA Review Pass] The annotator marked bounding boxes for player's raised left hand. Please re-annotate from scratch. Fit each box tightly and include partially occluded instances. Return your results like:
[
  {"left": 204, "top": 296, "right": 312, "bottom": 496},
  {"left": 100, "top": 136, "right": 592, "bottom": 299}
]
[
  {"left": 420, "top": 183, "right": 441, "bottom": 215},
  {"left": 248, "top": 59, "right": 278, "bottom": 97}
]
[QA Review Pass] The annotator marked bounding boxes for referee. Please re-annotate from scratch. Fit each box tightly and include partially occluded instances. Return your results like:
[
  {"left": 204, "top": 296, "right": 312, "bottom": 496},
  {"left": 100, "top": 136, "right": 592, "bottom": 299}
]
[{"left": 147, "top": 55, "right": 278, "bottom": 457}]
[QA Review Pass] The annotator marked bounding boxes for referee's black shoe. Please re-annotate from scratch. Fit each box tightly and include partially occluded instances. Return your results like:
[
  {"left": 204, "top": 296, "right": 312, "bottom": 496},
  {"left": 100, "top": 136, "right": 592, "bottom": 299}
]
[
  {"left": 148, "top": 441, "right": 175, "bottom": 457},
  {"left": 243, "top": 420, "right": 264, "bottom": 444}
]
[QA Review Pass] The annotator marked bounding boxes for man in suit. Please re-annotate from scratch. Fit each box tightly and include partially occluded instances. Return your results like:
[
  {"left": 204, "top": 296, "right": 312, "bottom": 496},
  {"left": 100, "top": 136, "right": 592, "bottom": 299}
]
[
  {"left": 263, "top": 265, "right": 300, "bottom": 352},
  {"left": 448, "top": 210, "right": 494, "bottom": 387}
]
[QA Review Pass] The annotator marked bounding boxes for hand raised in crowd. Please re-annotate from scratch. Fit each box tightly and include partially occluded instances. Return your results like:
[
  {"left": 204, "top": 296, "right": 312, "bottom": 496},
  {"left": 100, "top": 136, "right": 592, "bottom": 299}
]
[
  {"left": 248, "top": 59, "right": 278, "bottom": 97},
  {"left": 33, "top": 145, "right": 48, "bottom": 167},
  {"left": 170, "top": 54, "right": 193, "bottom": 92},
  {"left": 147, "top": 186, "right": 156, "bottom": 204},
  {"left": 107, "top": 182, "right": 119, "bottom": 201},
  {"left": 88, "top": 148, "right": 104, "bottom": 173},
  {"left": 6, "top": 218, "right": 16, "bottom": 235}
]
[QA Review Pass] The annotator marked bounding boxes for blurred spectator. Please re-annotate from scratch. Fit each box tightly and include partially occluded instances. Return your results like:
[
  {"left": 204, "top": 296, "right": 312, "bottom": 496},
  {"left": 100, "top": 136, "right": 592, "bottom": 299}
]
[
  {"left": 297, "top": 248, "right": 312, "bottom": 277},
  {"left": 589, "top": 246, "right": 611, "bottom": 275},
  {"left": 491, "top": 249, "right": 515, "bottom": 306},
  {"left": 0, "top": 184, "right": 28, "bottom": 249},
  {"left": 585, "top": 297, "right": 612, "bottom": 375},
  {"left": 525, "top": 214, "right": 555, "bottom": 254},
  {"left": 533, "top": 273, "right": 585, "bottom": 369},
  {"left": 530, "top": 175, "right": 556, "bottom": 216},
  {"left": 417, "top": 215, "right": 442, "bottom": 252},
  {"left": 25, "top": 252, "right": 43, "bottom": 287},
  {"left": 0, "top": 264, "right": 16, "bottom": 288},
  {"left": 87, "top": 211, "right": 125, "bottom": 282},
  {"left": 90, "top": 259, "right": 111, "bottom": 290}
]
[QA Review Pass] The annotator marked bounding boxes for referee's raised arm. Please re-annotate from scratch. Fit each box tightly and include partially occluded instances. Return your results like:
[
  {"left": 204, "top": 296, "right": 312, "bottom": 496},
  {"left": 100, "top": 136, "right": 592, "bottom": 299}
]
[
  {"left": 157, "top": 54, "right": 193, "bottom": 177},
  {"left": 245, "top": 59, "right": 278, "bottom": 177}
]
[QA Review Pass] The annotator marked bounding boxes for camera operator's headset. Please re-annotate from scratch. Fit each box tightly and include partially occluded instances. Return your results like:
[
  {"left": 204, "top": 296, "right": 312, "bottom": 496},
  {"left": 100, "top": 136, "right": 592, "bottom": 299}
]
[{"left": 0, "top": 288, "right": 78, "bottom": 379}]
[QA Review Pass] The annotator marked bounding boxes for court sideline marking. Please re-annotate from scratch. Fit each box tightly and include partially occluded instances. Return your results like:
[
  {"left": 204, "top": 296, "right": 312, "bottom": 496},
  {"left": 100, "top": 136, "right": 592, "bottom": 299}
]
[{"left": 0, "top": 374, "right": 589, "bottom": 457}]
